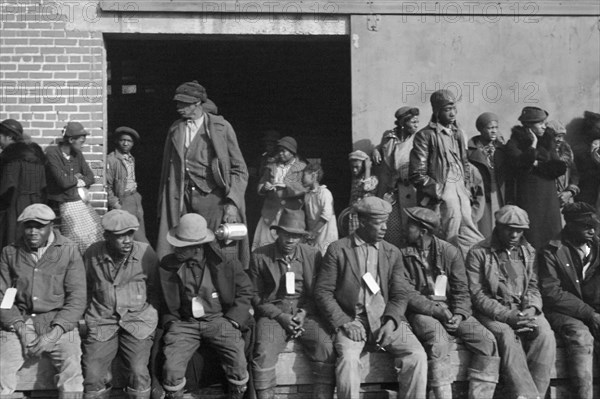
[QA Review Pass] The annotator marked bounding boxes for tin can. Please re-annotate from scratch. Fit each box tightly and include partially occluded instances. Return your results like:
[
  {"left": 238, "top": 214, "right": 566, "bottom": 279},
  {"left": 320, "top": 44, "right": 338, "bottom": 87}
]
[{"left": 215, "top": 223, "right": 248, "bottom": 242}]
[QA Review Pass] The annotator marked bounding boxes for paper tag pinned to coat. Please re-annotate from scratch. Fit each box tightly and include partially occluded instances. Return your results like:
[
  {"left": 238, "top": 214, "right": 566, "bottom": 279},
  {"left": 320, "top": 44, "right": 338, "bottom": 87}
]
[
  {"left": 192, "top": 297, "right": 205, "bottom": 318},
  {"left": 434, "top": 275, "right": 448, "bottom": 297},
  {"left": 362, "top": 272, "right": 380, "bottom": 294},
  {"left": 0, "top": 288, "right": 17, "bottom": 309},
  {"left": 286, "top": 272, "right": 295, "bottom": 294}
]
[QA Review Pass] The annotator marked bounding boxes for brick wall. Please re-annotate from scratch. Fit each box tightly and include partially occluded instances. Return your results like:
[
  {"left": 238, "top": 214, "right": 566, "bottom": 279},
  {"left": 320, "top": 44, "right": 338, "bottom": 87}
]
[{"left": 0, "top": 0, "right": 108, "bottom": 214}]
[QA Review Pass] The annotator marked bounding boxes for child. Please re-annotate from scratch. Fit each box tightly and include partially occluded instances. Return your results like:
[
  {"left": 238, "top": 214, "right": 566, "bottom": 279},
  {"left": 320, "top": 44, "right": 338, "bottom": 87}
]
[
  {"left": 346, "top": 150, "right": 378, "bottom": 236},
  {"left": 302, "top": 163, "right": 338, "bottom": 255}
]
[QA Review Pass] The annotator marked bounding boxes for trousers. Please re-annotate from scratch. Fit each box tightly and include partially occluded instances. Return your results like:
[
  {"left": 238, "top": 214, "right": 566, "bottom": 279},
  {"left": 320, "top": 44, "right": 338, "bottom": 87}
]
[{"left": 120, "top": 191, "right": 149, "bottom": 243}]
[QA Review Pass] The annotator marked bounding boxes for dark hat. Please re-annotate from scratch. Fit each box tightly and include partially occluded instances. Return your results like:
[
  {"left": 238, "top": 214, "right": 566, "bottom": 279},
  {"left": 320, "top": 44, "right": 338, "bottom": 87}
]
[
  {"left": 270, "top": 208, "right": 308, "bottom": 235},
  {"left": 167, "top": 213, "right": 215, "bottom": 247},
  {"left": 17, "top": 204, "right": 56, "bottom": 225},
  {"left": 173, "top": 81, "right": 207, "bottom": 104},
  {"left": 475, "top": 112, "right": 499, "bottom": 132},
  {"left": 395, "top": 107, "right": 420, "bottom": 121},
  {"left": 348, "top": 150, "right": 369, "bottom": 161},
  {"left": 404, "top": 207, "right": 440, "bottom": 232},
  {"left": 518, "top": 107, "right": 548, "bottom": 124},
  {"left": 584, "top": 110, "right": 600, "bottom": 123},
  {"left": 495, "top": 205, "right": 529, "bottom": 229},
  {"left": 430, "top": 89, "right": 457, "bottom": 112},
  {"left": 277, "top": 136, "right": 297, "bottom": 154},
  {"left": 101, "top": 209, "right": 139, "bottom": 234},
  {"left": 546, "top": 120, "right": 566, "bottom": 135},
  {"left": 562, "top": 202, "right": 599, "bottom": 226},
  {"left": 0, "top": 119, "right": 23, "bottom": 138},
  {"left": 354, "top": 197, "right": 392, "bottom": 217},
  {"left": 62, "top": 121, "right": 89, "bottom": 138},
  {"left": 114, "top": 126, "right": 140, "bottom": 142}
]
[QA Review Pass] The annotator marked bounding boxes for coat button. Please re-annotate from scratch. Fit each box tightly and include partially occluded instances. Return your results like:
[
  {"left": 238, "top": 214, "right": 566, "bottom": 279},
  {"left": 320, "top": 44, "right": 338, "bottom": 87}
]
[
  {"left": 576, "top": 279, "right": 580, "bottom": 283},
  {"left": 281, "top": 200, "right": 286, "bottom": 205},
  {"left": 33, "top": 297, "right": 38, "bottom": 301},
  {"left": 566, "top": 264, "right": 570, "bottom": 267}
]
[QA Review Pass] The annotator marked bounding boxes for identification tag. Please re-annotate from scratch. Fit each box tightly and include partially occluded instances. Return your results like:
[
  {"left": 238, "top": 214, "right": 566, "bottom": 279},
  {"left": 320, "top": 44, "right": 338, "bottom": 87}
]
[
  {"left": 0, "top": 288, "right": 17, "bottom": 309},
  {"left": 286, "top": 272, "right": 295, "bottom": 294},
  {"left": 362, "top": 272, "right": 380, "bottom": 294},
  {"left": 192, "top": 297, "right": 205, "bottom": 318}
]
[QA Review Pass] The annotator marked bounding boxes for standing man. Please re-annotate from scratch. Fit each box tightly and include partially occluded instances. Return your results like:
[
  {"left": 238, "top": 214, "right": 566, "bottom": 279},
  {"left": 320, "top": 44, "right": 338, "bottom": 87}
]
[
  {"left": 466, "top": 205, "right": 556, "bottom": 399},
  {"left": 315, "top": 197, "right": 427, "bottom": 399},
  {"left": 401, "top": 207, "right": 499, "bottom": 399},
  {"left": 157, "top": 213, "right": 253, "bottom": 399},
  {"left": 538, "top": 202, "right": 600, "bottom": 399},
  {"left": 82, "top": 210, "right": 159, "bottom": 399},
  {"left": 409, "top": 89, "right": 484, "bottom": 257},
  {"left": 250, "top": 208, "right": 335, "bottom": 399},
  {"left": 105, "top": 126, "right": 148, "bottom": 243},
  {"left": 157, "top": 81, "right": 249, "bottom": 266},
  {"left": 0, "top": 204, "right": 86, "bottom": 398}
]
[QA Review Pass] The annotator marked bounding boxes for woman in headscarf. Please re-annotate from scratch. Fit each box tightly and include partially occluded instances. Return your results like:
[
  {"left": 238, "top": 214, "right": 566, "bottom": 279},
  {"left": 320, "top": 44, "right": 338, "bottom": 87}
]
[
  {"left": 504, "top": 107, "right": 566, "bottom": 249},
  {"left": 371, "top": 106, "right": 420, "bottom": 247},
  {"left": 467, "top": 112, "right": 506, "bottom": 237},
  {"left": 45, "top": 122, "right": 103, "bottom": 254}
]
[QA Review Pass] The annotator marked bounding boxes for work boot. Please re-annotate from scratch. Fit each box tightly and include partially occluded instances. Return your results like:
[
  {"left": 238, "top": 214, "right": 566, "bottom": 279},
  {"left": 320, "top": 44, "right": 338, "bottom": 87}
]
[
  {"left": 428, "top": 358, "right": 453, "bottom": 399},
  {"left": 83, "top": 387, "right": 111, "bottom": 399},
  {"left": 228, "top": 383, "right": 247, "bottom": 399},
  {"left": 126, "top": 387, "right": 152, "bottom": 399},
  {"left": 256, "top": 388, "right": 275, "bottom": 399},
  {"left": 312, "top": 383, "right": 334, "bottom": 399},
  {"left": 468, "top": 355, "right": 500, "bottom": 399},
  {"left": 163, "top": 389, "right": 184, "bottom": 399}
]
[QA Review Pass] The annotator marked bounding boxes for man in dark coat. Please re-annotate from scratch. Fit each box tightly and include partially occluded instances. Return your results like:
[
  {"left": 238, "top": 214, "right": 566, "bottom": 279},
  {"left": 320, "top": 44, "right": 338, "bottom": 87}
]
[
  {"left": 569, "top": 111, "right": 600, "bottom": 206},
  {"left": 0, "top": 119, "right": 46, "bottom": 249},
  {"left": 401, "top": 207, "right": 499, "bottom": 399},
  {"left": 538, "top": 202, "right": 600, "bottom": 399},
  {"left": 314, "top": 197, "right": 427, "bottom": 399},
  {"left": 157, "top": 213, "right": 254, "bottom": 399},
  {"left": 157, "top": 81, "right": 249, "bottom": 267}
]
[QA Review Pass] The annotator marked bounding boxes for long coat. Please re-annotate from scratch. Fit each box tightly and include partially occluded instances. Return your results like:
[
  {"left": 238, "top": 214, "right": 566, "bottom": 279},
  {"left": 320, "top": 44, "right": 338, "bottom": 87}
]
[
  {"left": 156, "top": 113, "right": 249, "bottom": 264},
  {"left": 504, "top": 126, "right": 566, "bottom": 249},
  {"left": 314, "top": 235, "right": 414, "bottom": 333}
]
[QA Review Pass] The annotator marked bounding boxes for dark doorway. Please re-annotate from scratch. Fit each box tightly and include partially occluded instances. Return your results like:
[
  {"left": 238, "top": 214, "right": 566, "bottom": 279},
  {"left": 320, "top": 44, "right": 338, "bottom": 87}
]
[{"left": 105, "top": 34, "right": 352, "bottom": 245}]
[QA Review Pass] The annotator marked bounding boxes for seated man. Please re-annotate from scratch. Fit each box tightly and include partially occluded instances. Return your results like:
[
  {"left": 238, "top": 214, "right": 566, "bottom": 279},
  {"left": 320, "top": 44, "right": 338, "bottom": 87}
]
[
  {"left": 466, "top": 205, "right": 556, "bottom": 399},
  {"left": 250, "top": 208, "right": 335, "bottom": 399},
  {"left": 82, "top": 210, "right": 159, "bottom": 399},
  {"left": 157, "top": 213, "right": 253, "bottom": 399},
  {"left": 401, "top": 207, "right": 499, "bottom": 399},
  {"left": 315, "top": 197, "right": 427, "bottom": 399},
  {"left": 538, "top": 202, "right": 600, "bottom": 399},
  {"left": 0, "top": 204, "right": 86, "bottom": 398}
]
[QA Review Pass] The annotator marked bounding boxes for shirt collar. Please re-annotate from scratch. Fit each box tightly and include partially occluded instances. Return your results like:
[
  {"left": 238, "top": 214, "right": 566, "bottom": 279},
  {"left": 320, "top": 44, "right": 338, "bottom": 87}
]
[
  {"left": 24, "top": 230, "right": 55, "bottom": 253},
  {"left": 352, "top": 233, "right": 380, "bottom": 250},
  {"left": 275, "top": 243, "right": 300, "bottom": 262}
]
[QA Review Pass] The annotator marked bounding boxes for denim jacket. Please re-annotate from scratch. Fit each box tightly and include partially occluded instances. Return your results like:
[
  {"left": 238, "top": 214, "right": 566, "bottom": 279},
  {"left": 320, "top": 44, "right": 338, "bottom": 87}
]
[{"left": 84, "top": 241, "right": 159, "bottom": 341}]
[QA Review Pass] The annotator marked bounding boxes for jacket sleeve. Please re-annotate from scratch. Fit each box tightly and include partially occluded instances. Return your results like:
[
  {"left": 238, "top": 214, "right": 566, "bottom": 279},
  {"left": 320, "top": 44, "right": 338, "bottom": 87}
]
[
  {"left": 299, "top": 249, "right": 320, "bottom": 315},
  {"left": 465, "top": 247, "right": 513, "bottom": 322},
  {"left": 314, "top": 243, "right": 353, "bottom": 330},
  {"left": 141, "top": 246, "right": 161, "bottom": 311},
  {"left": 45, "top": 148, "right": 78, "bottom": 190},
  {"left": 104, "top": 156, "right": 121, "bottom": 209},
  {"left": 79, "top": 153, "right": 96, "bottom": 187},
  {"left": 224, "top": 123, "right": 249, "bottom": 210},
  {"left": 51, "top": 245, "right": 87, "bottom": 332},
  {"left": 447, "top": 245, "right": 472, "bottom": 318},
  {"left": 225, "top": 260, "right": 253, "bottom": 328},
  {"left": 403, "top": 261, "right": 440, "bottom": 317},
  {"left": 0, "top": 248, "right": 24, "bottom": 329},
  {"left": 409, "top": 131, "right": 442, "bottom": 200},
  {"left": 538, "top": 246, "right": 596, "bottom": 322},
  {"left": 248, "top": 253, "right": 283, "bottom": 319},
  {"left": 157, "top": 265, "right": 180, "bottom": 328},
  {"left": 384, "top": 251, "right": 416, "bottom": 328},
  {"left": 282, "top": 163, "right": 307, "bottom": 198},
  {"left": 504, "top": 139, "right": 536, "bottom": 171}
]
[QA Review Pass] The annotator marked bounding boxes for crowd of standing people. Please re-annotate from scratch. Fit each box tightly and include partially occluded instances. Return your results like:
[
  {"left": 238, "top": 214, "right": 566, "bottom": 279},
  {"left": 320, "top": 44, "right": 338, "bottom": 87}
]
[{"left": 0, "top": 82, "right": 599, "bottom": 399}]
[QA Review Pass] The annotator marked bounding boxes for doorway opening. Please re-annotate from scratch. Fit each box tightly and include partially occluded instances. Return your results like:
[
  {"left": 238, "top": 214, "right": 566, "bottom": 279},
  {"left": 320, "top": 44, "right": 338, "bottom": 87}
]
[{"left": 106, "top": 34, "right": 352, "bottom": 245}]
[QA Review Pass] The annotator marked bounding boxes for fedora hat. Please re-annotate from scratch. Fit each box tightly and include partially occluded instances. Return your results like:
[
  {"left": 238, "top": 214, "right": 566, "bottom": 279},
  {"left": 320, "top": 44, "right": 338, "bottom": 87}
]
[
  {"left": 167, "top": 213, "right": 215, "bottom": 247},
  {"left": 270, "top": 208, "right": 308, "bottom": 235}
]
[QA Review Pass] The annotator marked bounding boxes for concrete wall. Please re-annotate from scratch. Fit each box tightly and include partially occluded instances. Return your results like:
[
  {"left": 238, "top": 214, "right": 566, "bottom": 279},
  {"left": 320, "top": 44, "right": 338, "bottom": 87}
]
[{"left": 351, "top": 14, "right": 600, "bottom": 151}]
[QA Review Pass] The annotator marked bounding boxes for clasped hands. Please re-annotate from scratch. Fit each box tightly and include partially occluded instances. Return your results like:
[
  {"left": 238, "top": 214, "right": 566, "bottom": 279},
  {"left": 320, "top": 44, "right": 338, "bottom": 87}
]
[{"left": 276, "top": 309, "right": 306, "bottom": 340}]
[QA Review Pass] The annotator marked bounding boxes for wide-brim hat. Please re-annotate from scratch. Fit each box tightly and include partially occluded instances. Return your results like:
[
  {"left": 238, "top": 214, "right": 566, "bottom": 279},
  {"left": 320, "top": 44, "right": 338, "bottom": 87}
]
[
  {"left": 167, "top": 213, "right": 215, "bottom": 247},
  {"left": 270, "top": 208, "right": 308, "bottom": 235},
  {"left": 0, "top": 119, "right": 24, "bottom": 139},
  {"left": 62, "top": 121, "right": 89, "bottom": 138}
]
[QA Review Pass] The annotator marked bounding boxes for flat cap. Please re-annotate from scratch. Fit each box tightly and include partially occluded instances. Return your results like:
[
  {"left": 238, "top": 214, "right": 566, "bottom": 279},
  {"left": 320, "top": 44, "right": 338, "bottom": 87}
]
[
  {"left": 518, "top": 106, "right": 548, "bottom": 124},
  {"left": 562, "top": 202, "right": 599, "bottom": 226},
  {"left": 354, "top": 196, "right": 392, "bottom": 217},
  {"left": 495, "top": 205, "right": 529, "bottom": 229},
  {"left": 17, "top": 203, "right": 56, "bottom": 225},
  {"left": 101, "top": 209, "right": 139, "bottom": 234},
  {"left": 115, "top": 126, "right": 140, "bottom": 142},
  {"left": 0, "top": 119, "right": 23, "bottom": 139},
  {"left": 173, "top": 80, "right": 207, "bottom": 104},
  {"left": 348, "top": 150, "right": 369, "bottom": 161},
  {"left": 404, "top": 207, "right": 440, "bottom": 231},
  {"left": 62, "top": 121, "right": 89, "bottom": 138},
  {"left": 277, "top": 136, "right": 297, "bottom": 154}
]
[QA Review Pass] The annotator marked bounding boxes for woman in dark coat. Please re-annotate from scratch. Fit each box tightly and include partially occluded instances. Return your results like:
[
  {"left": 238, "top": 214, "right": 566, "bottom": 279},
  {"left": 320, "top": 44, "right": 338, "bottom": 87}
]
[
  {"left": 0, "top": 119, "right": 46, "bottom": 249},
  {"left": 504, "top": 107, "right": 566, "bottom": 249}
]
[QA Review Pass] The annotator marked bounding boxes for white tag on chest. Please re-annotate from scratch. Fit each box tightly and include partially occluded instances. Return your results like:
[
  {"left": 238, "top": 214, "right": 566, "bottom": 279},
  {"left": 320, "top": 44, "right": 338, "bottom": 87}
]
[
  {"left": 362, "top": 272, "right": 380, "bottom": 294},
  {"left": 192, "top": 297, "right": 205, "bottom": 318},
  {"left": 286, "top": 272, "right": 295, "bottom": 294},
  {"left": 0, "top": 288, "right": 17, "bottom": 309},
  {"left": 434, "top": 275, "right": 448, "bottom": 297}
]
